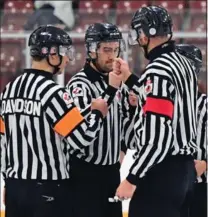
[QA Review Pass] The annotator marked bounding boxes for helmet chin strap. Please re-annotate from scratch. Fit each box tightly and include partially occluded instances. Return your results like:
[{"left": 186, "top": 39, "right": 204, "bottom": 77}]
[{"left": 47, "top": 55, "right": 63, "bottom": 75}]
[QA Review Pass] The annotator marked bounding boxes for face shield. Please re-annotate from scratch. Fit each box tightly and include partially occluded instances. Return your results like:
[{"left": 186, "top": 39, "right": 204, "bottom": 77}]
[
  {"left": 87, "top": 39, "right": 126, "bottom": 57},
  {"left": 44, "top": 45, "right": 75, "bottom": 61},
  {"left": 128, "top": 29, "right": 139, "bottom": 45},
  {"left": 58, "top": 45, "right": 75, "bottom": 61},
  {"left": 128, "top": 27, "right": 147, "bottom": 46}
]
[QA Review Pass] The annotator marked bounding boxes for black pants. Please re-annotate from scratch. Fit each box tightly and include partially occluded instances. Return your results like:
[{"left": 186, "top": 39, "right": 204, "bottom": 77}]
[
  {"left": 5, "top": 178, "right": 73, "bottom": 217},
  {"left": 189, "top": 182, "right": 207, "bottom": 217},
  {"left": 70, "top": 157, "right": 123, "bottom": 217},
  {"left": 180, "top": 182, "right": 207, "bottom": 217},
  {"left": 129, "top": 155, "right": 196, "bottom": 217},
  {"left": 181, "top": 182, "right": 207, "bottom": 217}
]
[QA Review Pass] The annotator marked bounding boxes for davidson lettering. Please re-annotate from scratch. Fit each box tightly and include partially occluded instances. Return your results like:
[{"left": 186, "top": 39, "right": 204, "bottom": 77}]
[{"left": 1, "top": 99, "right": 41, "bottom": 116}]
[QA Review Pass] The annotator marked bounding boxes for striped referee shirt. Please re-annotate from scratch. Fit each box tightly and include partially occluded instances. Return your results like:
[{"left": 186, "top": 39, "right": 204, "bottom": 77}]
[
  {"left": 124, "top": 41, "right": 198, "bottom": 184},
  {"left": 0, "top": 69, "right": 103, "bottom": 180},
  {"left": 196, "top": 92, "right": 207, "bottom": 183},
  {"left": 66, "top": 63, "right": 135, "bottom": 165},
  {"left": 0, "top": 105, "right": 6, "bottom": 180}
]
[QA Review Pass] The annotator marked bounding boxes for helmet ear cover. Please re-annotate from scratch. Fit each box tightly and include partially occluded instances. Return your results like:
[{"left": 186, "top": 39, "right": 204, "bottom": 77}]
[
  {"left": 30, "top": 46, "right": 45, "bottom": 58},
  {"left": 140, "top": 7, "right": 160, "bottom": 37},
  {"left": 29, "top": 45, "right": 58, "bottom": 60}
]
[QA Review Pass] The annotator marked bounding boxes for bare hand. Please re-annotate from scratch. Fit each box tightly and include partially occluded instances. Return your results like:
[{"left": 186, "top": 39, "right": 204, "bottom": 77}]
[
  {"left": 109, "top": 71, "right": 122, "bottom": 89},
  {"left": 113, "top": 58, "right": 132, "bottom": 82},
  {"left": 91, "top": 98, "right": 108, "bottom": 117},
  {"left": 116, "top": 179, "right": 136, "bottom": 200},
  {"left": 194, "top": 160, "right": 207, "bottom": 177},
  {"left": 112, "top": 60, "right": 121, "bottom": 75},
  {"left": 128, "top": 91, "right": 138, "bottom": 106}
]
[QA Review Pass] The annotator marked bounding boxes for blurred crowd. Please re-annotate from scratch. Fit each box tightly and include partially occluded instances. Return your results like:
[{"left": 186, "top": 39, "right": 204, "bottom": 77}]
[{"left": 0, "top": 0, "right": 207, "bottom": 92}]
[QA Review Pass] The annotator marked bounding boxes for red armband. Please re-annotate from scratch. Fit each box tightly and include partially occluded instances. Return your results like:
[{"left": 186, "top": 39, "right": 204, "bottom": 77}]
[{"left": 143, "top": 97, "right": 174, "bottom": 119}]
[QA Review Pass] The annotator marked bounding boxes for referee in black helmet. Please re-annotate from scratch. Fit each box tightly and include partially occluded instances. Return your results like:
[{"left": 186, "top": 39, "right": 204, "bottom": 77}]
[
  {"left": 65, "top": 22, "right": 136, "bottom": 217},
  {"left": 0, "top": 25, "right": 108, "bottom": 217},
  {"left": 114, "top": 6, "right": 198, "bottom": 217},
  {"left": 176, "top": 44, "right": 207, "bottom": 217}
]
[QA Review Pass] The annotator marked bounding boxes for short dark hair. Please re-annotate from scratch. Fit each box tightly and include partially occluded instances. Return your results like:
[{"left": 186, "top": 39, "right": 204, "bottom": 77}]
[{"left": 31, "top": 56, "right": 45, "bottom": 62}]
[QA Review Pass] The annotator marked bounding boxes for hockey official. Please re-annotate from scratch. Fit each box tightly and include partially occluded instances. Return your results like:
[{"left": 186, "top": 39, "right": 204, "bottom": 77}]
[
  {"left": 176, "top": 44, "right": 207, "bottom": 217},
  {"left": 66, "top": 23, "right": 135, "bottom": 217},
  {"left": 0, "top": 25, "right": 108, "bottom": 217},
  {"left": 115, "top": 6, "right": 198, "bottom": 217}
]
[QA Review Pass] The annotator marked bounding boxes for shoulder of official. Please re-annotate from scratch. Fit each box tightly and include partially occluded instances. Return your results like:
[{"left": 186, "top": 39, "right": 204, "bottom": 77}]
[
  {"left": 141, "top": 62, "right": 173, "bottom": 83},
  {"left": 66, "top": 70, "right": 92, "bottom": 89}
]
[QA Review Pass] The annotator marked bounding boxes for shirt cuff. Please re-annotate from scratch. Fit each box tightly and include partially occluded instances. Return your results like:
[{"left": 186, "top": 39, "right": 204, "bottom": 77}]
[
  {"left": 121, "top": 140, "right": 127, "bottom": 154},
  {"left": 126, "top": 173, "right": 139, "bottom": 185},
  {"left": 125, "top": 74, "right": 138, "bottom": 89},
  {"left": 91, "top": 109, "right": 104, "bottom": 120},
  {"left": 105, "top": 85, "right": 118, "bottom": 96},
  {"left": 102, "top": 85, "right": 118, "bottom": 106}
]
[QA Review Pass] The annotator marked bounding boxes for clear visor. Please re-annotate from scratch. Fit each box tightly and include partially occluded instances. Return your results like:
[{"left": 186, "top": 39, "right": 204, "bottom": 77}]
[
  {"left": 45, "top": 45, "right": 75, "bottom": 61},
  {"left": 88, "top": 39, "right": 126, "bottom": 56},
  {"left": 128, "top": 29, "right": 139, "bottom": 45},
  {"left": 59, "top": 45, "right": 75, "bottom": 61}
]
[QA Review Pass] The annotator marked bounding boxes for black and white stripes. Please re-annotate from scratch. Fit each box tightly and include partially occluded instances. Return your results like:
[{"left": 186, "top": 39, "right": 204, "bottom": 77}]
[
  {"left": 0, "top": 94, "right": 6, "bottom": 180},
  {"left": 196, "top": 92, "right": 207, "bottom": 183},
  {"left": 0, "top": 69, "right": 102, "bottom": 180},
  {"left": 66, "top": 63, "right": 135, "bottom": 165},
  {"left": 124, "top": 42, "right": 198, "bottom": 183}
]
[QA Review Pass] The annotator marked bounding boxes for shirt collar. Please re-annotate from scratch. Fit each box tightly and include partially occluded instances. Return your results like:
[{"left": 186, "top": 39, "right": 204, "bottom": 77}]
[
  {"left": 24, "top": 69, "right": 54, "bottom": 79},
  {"left": 84, "top": 62, "right": 108, "bottom": 83},
  {"left": 148, "top": 40, "right": 176, "bottom": 61}
]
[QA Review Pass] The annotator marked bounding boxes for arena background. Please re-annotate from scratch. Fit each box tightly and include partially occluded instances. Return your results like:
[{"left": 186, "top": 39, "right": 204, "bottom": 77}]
[{"left": 0, "top": 0, "right": 207, "bottom": 216}]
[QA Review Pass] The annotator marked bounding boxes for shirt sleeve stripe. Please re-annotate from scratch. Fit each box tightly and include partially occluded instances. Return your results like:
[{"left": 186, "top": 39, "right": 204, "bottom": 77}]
[{"left": 54, "top": 107, "right": 84, "bottom": 137}]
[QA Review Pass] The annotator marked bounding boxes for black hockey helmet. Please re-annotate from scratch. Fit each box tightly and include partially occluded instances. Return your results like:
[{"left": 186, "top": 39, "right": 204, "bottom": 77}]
[
  {"left": 28, "top": 25, "right": 74, "bottom": 73},
  {"left": 129, "top": 6, "right": 173, "bottom": 59},
  {"left": 129, "top": 6, "right": 173, "bottom": 45},
  {"left": 176, "top": 44, "right": 202, "bottom": 74},
  {"left": 85, "top": 23, "right": 125, "bottom": 60}
]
